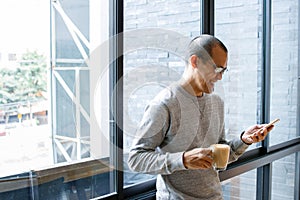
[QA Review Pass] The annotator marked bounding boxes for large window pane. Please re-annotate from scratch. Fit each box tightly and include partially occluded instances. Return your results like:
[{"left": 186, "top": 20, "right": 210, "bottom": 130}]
[
  {"left": 222, "top": 169, "right": 257, "bottom": 200},
  {"left": 271, "top": 153, "right": 298, "bottom": 200},
  {"left": 269, "top": 0, "right": 299, "bottom": 146},
  {"left": 215, "top": 0, "right": 263, "bottom": 149},
  {"left": 52, "top": 0, "right": 113, "bottom": 198},
  {"left": 0, "top": 0, "right": 114, "bottom": 199},
  {"left": 123, "top": 0, "right": 202, "bottom": 187},
  {"left": 0, "top": 0, "right": 51, "bottom": 178}
]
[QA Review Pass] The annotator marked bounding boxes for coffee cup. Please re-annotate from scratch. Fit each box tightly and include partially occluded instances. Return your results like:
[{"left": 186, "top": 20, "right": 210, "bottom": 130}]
[{"left": 210, "top": 144, "right": 230, "bottom": 171}]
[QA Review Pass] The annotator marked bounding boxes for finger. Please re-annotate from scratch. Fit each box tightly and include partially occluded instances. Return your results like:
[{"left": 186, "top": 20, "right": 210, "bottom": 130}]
[
  {"left": 203, "top": 162, "right": 213, "bottom": 169},
  {"left": 257, "top": 124, "right": 265, "bottom": 129},
  {"left": 253, "top": 133, "right": 263, "bottom": 142},
  {"left": 249, "top": 133, "right": 259, "bottom": 143},
  {"left": 201, "top": 148, "right": 213, "bottom": 154},
  {"left": 249, "top": 131, "right": 260, "bottom": 140},
  {"left": 202, "top": 156, "right": 213, "bottom": 163},
  {"left": 266, "top": 124, "right": 274, "bottom": 132},
  {"left": 197, "top": 163, "right": 209, "bottom": 169},
  {"left": 253, "top": 128, "right": 268, "bottom": 142},
  {"left": 200, "top": 159, "right": 213, "bottom": 168},
  {"left": 252, "top": 124, "right": 264, "bottom": 131},
  {"left": 199, "top": 149, "right": 213, "bottom": 158},
  {"left": 261, "top": 127, "right": 269, "bottom": 137},
  {"left": 256, "top": 134, "right": 264, "bottom": 141},
  {"left": 197, "top": 152, "right": 213, "bottom": 162},
  {"left": 251, "top": 126, "right": 267, "bottom": 139}
]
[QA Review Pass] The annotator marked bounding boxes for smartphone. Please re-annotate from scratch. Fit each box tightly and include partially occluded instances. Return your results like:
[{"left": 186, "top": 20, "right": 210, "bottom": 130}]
[{"left": 264, "top": 118, "right": 280, "bottom": 129}]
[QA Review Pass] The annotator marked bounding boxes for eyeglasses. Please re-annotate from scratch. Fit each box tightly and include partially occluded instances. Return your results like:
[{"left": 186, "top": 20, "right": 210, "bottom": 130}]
[
  {"left": 214, "top": 65, "right": 228, "bottom": 74},
  {"left": 194, "top": 55, "right": 228, "bottom": 74}
]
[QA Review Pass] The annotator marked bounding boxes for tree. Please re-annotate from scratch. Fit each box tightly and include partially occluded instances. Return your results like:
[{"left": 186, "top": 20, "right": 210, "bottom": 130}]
[{"left": 0, "top": 50, "right": 47, "bottom": 104}]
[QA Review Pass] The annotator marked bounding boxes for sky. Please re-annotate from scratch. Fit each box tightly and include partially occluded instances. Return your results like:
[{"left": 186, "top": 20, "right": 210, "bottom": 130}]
[{"left": 0, "top": 0, "right": 50, "bottom": 55}]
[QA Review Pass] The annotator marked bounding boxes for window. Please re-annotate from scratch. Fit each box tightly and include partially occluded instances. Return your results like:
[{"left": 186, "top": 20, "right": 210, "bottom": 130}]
[
  {"left": 1, "top": 0, "right": 114, "bottom": 199},
  {"left": 0, "top": 1, "right": 299, "bottom": 200},
  {"left": 271, "top": 153, "right": 298, "bottom": 200},
  {"left": 123, "top": 0, "right": 202, "bottom": 187},
  {"left": 269, "top": 0, "right": 299, "bottom": 146},
  {"left": 215, "top": 0, "right": 299, "bottom": 200},
  {"left": 51, "top": 0, "right": 113, "bottom": 198},
  {"left": 222, "top": 169, "right": 257, "bottom": 200},
  {"left": 0, "top": 0, "right": 50, "bottom": 177},
  {"left": 215, "top": 1, "right": 263, "bottom": 148}
]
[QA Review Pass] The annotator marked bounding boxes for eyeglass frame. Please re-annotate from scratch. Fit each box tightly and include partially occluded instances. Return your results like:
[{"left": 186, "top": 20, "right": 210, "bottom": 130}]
[
  {"left": 214, "top": 65, "right": 228, "bottom": 74},
  {"left": 191, "top": 54, "right": 228, "bottom": 75}
]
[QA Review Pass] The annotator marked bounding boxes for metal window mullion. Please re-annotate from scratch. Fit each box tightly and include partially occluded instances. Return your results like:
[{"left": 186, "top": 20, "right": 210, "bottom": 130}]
[
  {"left": 261, "top": 0, "right": 272, "bottom": 151},
  {"left": 295, "top": 152, "right": 300, "bottom": 200},
  {"left": 295, "top": 1, "right": 300, "bottom": 199},
  {"left": 54, "top": 139, "right": 72, "bottom": 162},
  {"left": 50, "top": 0, "right": 58, "bottom": 163},
  {"left": 52, "top": 0, "right": 89, "bottom": 60},
  {"left": 109, "top": 0, "right": 124, "bottom": 198},
  {"left": 75, "top": 69, "right": 81, "bottom": 160},
  {"left": 201, "top": 0, "right": 214, "bottom": 35},
  {"left": 257, "top": 0, "right": 272, "bottom": 200}
]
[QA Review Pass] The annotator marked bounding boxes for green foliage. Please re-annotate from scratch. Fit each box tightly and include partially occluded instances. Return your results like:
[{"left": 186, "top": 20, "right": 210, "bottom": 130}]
[{"left": 0, "top": 50, "right": 47, "bottom": 104}]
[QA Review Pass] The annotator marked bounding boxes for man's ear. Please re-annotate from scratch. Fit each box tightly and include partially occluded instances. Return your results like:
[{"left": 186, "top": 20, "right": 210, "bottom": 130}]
[{"left": 190, "top": 55, "right": 198, "bottom": 69}]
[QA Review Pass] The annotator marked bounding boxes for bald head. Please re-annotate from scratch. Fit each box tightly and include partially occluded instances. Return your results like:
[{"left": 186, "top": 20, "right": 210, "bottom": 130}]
[{"left": 185, "top": 35, "right": 228, "bottom": 64}]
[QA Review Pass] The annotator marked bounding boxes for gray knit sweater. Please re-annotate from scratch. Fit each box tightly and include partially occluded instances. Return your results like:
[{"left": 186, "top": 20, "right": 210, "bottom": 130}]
[{"left": 128, "top": 83, "right": 249, "bottom": 200}]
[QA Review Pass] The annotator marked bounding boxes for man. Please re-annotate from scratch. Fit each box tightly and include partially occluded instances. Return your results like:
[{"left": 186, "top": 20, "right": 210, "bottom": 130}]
[{"left": 127, "top": 35, "right": 273, "bottom": 199}]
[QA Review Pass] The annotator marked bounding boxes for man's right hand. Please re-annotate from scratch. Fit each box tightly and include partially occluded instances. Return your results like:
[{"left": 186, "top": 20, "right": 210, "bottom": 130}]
[{"left": 183, "top": 148, "right": 213, "bottom": 170}]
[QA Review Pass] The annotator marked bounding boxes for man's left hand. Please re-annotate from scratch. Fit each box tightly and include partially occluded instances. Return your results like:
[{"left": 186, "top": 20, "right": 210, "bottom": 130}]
[{"left": 241, "top": 124, "right": 274, "bottom": 144}]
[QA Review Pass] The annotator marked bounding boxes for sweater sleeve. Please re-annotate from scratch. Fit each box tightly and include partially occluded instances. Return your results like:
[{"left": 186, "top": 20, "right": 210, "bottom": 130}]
[
  {"left": 218, "top": 127, "right": 249, "bottom": 163},
  {"left": 127, "top": 102, "right": 186, "bottom": 175},
  {"left": 224, "top": 138, "right": 249, "bottom": 163}
]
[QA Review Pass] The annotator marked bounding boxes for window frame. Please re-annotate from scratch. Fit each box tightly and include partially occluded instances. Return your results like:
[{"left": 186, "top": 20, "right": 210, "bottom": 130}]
[
  {"left": 118, "top": 0, "right": 300, "bottom": 199},
  {"left": 109, "top": 0, "right": 124, "bottom": 198},
  {"left": 1, "top": 0, "right": 299, "bottom": 199}
]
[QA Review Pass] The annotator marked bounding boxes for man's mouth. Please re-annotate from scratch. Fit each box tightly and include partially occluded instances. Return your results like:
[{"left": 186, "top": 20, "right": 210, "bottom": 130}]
[{"left": 209, "top": 81, "right": 216, "bottom": 88}]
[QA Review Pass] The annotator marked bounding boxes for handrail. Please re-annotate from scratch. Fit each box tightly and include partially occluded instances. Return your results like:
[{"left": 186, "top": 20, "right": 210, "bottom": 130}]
[{"left": 0, "top": 158, "right": 112, "bottom": 193}]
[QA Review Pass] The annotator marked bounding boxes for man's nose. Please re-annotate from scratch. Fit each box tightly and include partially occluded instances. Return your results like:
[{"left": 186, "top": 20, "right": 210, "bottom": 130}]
[{"left": 216, "top": 72, "right": 223, "bottom": 80}]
